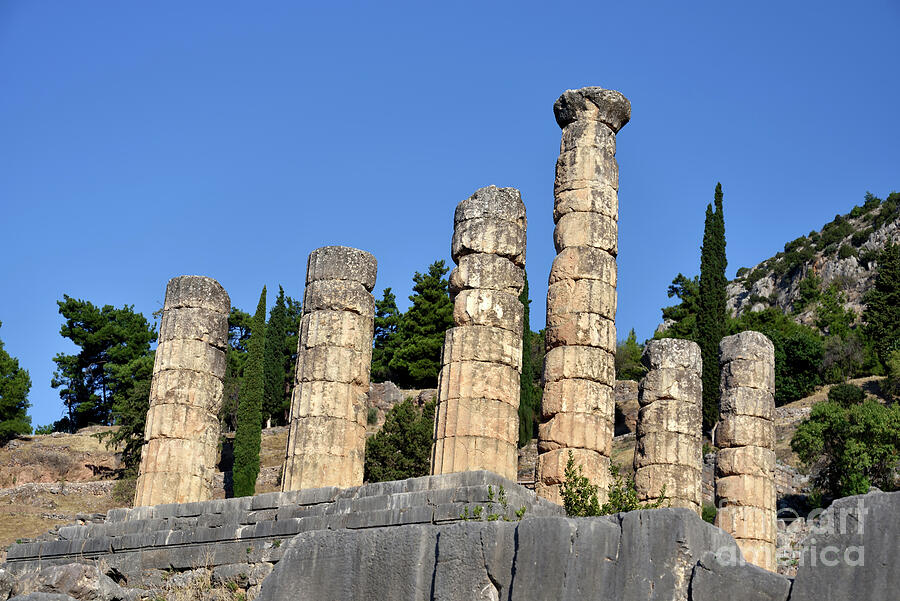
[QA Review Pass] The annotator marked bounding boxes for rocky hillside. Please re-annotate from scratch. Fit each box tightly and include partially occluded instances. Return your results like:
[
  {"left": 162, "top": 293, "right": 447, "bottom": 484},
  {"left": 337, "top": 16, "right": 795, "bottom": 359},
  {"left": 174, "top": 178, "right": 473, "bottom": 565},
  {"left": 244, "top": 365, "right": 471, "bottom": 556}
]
[{"left": 727, "top": 192, "right": 899, "bottom": 322}]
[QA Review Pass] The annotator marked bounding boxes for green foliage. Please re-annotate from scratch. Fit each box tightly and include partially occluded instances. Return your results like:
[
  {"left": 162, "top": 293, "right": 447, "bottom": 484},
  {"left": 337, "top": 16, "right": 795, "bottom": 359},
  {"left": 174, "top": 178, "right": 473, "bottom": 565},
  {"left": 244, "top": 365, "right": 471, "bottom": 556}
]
[
  {"left": 33, "top": 424, "right": 54, "bottom": 435},
  {"left": 794, "top": 273, "right": 822, "bottom": 313},
  {"left": 0, "top": 321, "right": 32, "bottom": 444},
  {"left": 863, "top": 244, "right": 900, "bottom": 367},
  {"left": 697, "top": 183, "right": 728, "bottom": 430},
  {"left": 371, "top": 288, "right": 402, "bottom": 383},
  {"left": 873, "top": 193, "right": 899, "bottom": 229},
  {"left": 263, "top": 287, "right": 289, "bottom": 427},
  {"left": 364, "top": 399, "right": 435, "bottom": 482},
  {"left": 731, "top": 309, "right": 823, "bottom": 405},
  {"left": 518, "top": 273, "right": 542, "bottom": 446},
  {"left": 822, "top": 329, "right": 881, "bottom": 384},
  {"left": 657, "top": 273, "right": 700, "bottom": 341},
  {"left": 884, "top": 350, "right": 900, "bottom": 401},
  {"left": 366, "top": 407, "right": 378, "bottom": 425},
  {"left": 560, "top": 451, "right": 665, "bottom": 517},
  {"left": 221, "top": 308, "right": 252, "bottom": 431},
  {"left": 233, "top": 288, "right": 266, "bottom": 497},
  {"left": 615, "top": 329, "right": 646, "bottom": 381},
  {"left": 701, "top": 503, "right": 717, "bottom": 524},
  {"left": 827, "top": 383, "right": 866, "bottom": 407},
  {"left": 51, "top": 296, "right": 156, "bottom": 431},
  {"left": 816, "top": 285, "right": 855, "bottom": 339},
  {"left": 819, "top": 215, "right": 853, "bottom": 249},
  {"left": 851, "top": 228, "right": 872, "bottom": 247},
  {"left": 388, "top": 261, "right": 454, "bottom": 388},
  {"left": 838, "top": 244, "right": 857, "bottom": 260},
  {"left": 735, "top": 267, "right": 749, "bottom": 278},
  {"left": 746, "top": 268, "right": 766, "bottom": 286},
  {"left": 97, "top": 351, "right": 155, "bottom": 471},
  {"left": 862, "top": 191, "right": 881, "bottom": 213},
  {"left": 792, "top": 386, "right": 900, "bottom": 499}
]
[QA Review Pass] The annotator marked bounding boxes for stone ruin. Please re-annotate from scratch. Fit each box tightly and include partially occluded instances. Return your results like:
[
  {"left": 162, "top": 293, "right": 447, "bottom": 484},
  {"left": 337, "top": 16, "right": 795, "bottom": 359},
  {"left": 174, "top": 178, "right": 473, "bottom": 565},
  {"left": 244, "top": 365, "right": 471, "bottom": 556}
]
[
  {"left": 134, "top": 275, "right": 230, "bottom": 506},
  {"left": 282, "top": 246, "right": 378, "bottom": 491},
  {"left": 715, "top": 331, "right": 777, "bottom": 571},
  {"left": 536, "top": 87, "right": 630, "bottom": 504},
  {"left": 5, "top": 86, "right": 827, "bottom": 601},
  {"left": 634, "top": 338, "right": 703, "bottom": 514},
  {"left": 431, "top": 185, "right": 527, "bottom": 481}
]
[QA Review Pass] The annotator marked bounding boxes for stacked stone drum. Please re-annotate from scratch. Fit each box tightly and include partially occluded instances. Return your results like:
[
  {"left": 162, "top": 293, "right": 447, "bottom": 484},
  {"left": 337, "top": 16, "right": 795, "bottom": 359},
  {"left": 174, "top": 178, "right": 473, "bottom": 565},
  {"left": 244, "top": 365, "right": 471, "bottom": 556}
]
[
  {"left": 633, "top": 338, "right": 703, "bottom": 514},
  {"left": 134, "top": 276, "right": 230, "bottom": 506},
  {"left": 715, "top": 330, "right": 777, "bottom": 571},
  {"left": 537, "top": 87, "right": 630, "bottom": 504},
  {"left": 431, "top": 185, "right": 527, "bottom": 481},
  {"left": 282, "top": 246, "right": 377, "bottom": 491}
]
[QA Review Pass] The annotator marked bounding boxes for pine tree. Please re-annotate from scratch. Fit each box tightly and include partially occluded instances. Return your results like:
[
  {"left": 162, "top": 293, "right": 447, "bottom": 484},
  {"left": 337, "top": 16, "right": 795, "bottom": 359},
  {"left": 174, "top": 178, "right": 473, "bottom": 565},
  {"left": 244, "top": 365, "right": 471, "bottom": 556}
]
[
  {"left": 0, "top": 321, "right": 32, "bottom": 443},
  {"left": 371, "top": 287, "right": 402, "bottom": 383},
  {"left": 233, "top": 287, "right": 266, "bottom": 497},
  {"left": 615, "top": 329, "right": 646, "bottom": 381},
  {"left": 518, "top": 273, "right": 541, "bottom": 446},
  {"left": 389, "top": 261, "right": 454, "bottom": 388},
  {"left": 697, "top": 183, "right": 728, "bottom": 430},
  {"left": 263, "top": 286, "right": 288, "bottom": 427}
]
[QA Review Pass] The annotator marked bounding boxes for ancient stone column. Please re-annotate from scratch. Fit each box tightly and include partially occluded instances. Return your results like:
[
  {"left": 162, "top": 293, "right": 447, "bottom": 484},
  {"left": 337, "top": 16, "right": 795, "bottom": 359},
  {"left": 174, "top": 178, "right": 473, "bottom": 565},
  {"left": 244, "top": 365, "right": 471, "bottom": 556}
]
[
  {"left": 537, "top": 87, "right": 630, "bottom": 504},
  {"left": 633, "top": 338, "right": 703, "bottom": 514},
  {"left": 715, "top": 331, "right": 777, "bottom": 571},
  {"left": 134, "top": 276, "right": 230, "bottom": 506},
  {"left": 282, "top": 246, "right": 377, "bottom": 491},
  {"left": 431, "top": 185, "right": 526, "bottom": 481}
]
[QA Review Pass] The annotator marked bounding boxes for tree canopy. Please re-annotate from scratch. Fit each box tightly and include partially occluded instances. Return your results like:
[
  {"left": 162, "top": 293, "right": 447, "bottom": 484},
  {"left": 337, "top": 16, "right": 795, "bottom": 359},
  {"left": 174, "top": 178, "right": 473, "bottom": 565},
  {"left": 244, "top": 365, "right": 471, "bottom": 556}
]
[
  {"left": 0, "top": 321, "right": 32, "bottom": 444},
  {"left": 864, "top": 243, "right": 900, "bottom": 367},
  {"left": 364, "top": 398, "right": 435, "bottom": 482},
  {"left": 615, "top": 328, "right": 646, "bottom": 382},
  {"left": 233, "top": 287, "right": 266, "bottom": 497}
]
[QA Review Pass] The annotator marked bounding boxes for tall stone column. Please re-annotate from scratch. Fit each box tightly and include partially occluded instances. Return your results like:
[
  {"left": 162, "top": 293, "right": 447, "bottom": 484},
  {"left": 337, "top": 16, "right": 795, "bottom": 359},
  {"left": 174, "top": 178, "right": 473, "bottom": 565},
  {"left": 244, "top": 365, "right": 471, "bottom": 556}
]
[
  {"left": 537, "top": 87, "right": 630, "bottom": 504},
  {"left": 431, "top": 186, "right": 526, "bottom": 481},
  {"left": 633, "top": 338, "right": 702, "bottom": 514},
  {"left": 282, "top": 246, "right": 377, "bottom": 491},
  {"left": 715, "top": 331, "right": 777, "bottom": 571},
  {"left": 134, "top": 276, "right": 230, "bottom": 506}
]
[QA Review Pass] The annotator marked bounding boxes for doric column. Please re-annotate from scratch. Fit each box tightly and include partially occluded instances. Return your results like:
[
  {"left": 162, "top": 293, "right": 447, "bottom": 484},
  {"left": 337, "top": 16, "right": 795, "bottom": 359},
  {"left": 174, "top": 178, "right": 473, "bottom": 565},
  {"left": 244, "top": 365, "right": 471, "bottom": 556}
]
[
  {"left": 715, "top": 331, "right": 777, "bottom": 571},
  {"left": 134, "top": 275, "right": 230, "bottom": 506},
  {"left": 537, "top": 87, "right": 630, "bottom": 504},
  {"left": 282, "top": 246, "right": 377, "bottom": 491},
  {"left": 431, "top": 186, "right": 526, "bottom": 481},
  {"left": 633, "top": 338, "right": 702, "bottom": 514}
]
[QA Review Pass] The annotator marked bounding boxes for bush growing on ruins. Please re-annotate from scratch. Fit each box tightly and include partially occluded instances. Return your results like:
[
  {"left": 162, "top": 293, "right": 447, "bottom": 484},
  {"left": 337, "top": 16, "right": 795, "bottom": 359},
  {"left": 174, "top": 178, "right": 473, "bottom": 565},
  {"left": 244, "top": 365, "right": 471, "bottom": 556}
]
[
  {"left": 233, "top": 287, "right": 266, "bottom": 497},
  {"left": 791, "top": 384, "right": 900, "bottom": 499},
  {"left": 701, "top": 504, "right": 717, "bottom": 524},
  {"left": 560, "top": 451, "right": 665, "bottom": 517},
  {"left": 0, "top": 321, "right": 32, "bottom": 444},
  {"left": 364, "top": 399, "right": 435, "bottom": 482}
]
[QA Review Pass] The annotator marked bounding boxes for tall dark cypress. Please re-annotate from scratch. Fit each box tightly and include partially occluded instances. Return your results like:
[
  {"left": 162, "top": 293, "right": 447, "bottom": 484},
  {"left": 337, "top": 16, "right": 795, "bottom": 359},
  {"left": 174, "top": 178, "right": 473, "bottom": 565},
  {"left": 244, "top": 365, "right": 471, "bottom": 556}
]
[
  {"left": 698, "top": 183, "right": 727, "bottom": 430},
  {"left": 263, "top": 286, "right": 288, "bottom": 427},
  {"left": 233, "top": 286, "right": 266, "bottom": 497},
  {"left": 518, "top": 272, "right": 540, "bottom": 446}
]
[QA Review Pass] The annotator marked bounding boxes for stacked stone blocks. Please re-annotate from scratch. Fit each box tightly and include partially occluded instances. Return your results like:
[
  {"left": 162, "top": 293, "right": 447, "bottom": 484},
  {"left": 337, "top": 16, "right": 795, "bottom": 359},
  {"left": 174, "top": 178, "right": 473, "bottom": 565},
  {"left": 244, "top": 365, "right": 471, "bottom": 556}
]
[
  {"left": 715, "top": 330, "right": 777, "bottom": 571},
  {"left": 538, "top": 87, "right": 630, "bottom": 504},
  {"left": 282, "top": 246, "right": 377, "bottom": 491},
  {"left": 432, "top": 186, "right": 526, "bottom": 481},
  {"left": 135, "top": 275, "right": 230, "bottom": 506},
  {"left": 633, "top": 338, "right": 703, "bottom": 513}
]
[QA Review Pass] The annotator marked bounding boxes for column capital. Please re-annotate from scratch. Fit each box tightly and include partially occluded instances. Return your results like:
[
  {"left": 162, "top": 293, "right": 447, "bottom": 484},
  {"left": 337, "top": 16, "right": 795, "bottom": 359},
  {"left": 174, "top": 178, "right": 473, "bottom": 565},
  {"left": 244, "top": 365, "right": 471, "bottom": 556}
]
[{"left": 553, "top": 87, "right": 631, "bottom": 132}]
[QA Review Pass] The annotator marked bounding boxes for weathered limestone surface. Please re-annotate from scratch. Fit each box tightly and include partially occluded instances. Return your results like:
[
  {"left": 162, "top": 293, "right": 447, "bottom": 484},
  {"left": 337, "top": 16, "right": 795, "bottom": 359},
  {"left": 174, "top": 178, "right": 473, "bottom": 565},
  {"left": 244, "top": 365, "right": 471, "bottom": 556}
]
[
  {"left": 715, "top": 331, "right": 777, "bottom": 571},
  {"left": 282, "top": 246, "right": 376, "bottom": 491},
  {"left": 538, "top": 87, "right": 630, "bottom": 504},
  {"left": 432, "top": 186, "right": 526, "bottom": 481},
  {"left": 633, "top": 339, "right": 702, "bottom": 513},
  {"left": 134, "top": 276, "right": 230, "bottom": 507}
]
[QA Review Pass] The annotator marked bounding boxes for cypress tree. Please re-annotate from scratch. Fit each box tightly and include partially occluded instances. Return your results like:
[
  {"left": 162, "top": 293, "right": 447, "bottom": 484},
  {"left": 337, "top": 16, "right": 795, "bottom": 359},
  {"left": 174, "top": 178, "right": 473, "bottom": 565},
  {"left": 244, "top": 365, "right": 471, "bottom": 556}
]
[
  {"left": 698, "top": 183, "right": 727, "bottom": 430},
  {"left": 263, "top": 286, "right": 288, "bottom": 426},
  {"left": 233, "top": 286, "right": 266, "bottom": 497},
  {"left": 518, "top": 273, "right": 540, "bottom": 446}
]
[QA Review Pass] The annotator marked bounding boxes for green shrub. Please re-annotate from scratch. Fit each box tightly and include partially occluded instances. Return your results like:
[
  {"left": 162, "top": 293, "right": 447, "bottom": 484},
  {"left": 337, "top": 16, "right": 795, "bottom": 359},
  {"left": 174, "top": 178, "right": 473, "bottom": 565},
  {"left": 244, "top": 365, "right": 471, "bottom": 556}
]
[
  {"left": 838, "top": 244, "right": 857, "bottom": 260},
  {"left": 827, "top": 383, "right": 866, "bottom": 407},
  {"left": 849, "top": 205, "right": 864, "bottom": 219},
  {"left": 794, "top": 273, "right": 822, "bottom": 313},
  {"left": 112, "top": 477, "right": 136, "bottom": 507},
  {"left": 701, "top": 504, "right": 717, "bottom": 524},
  {"left": 862, "top": 192, "right": 881, "bottom": 212},
  {"left": 364, "top": 399, "right": 435, "bottom": 482},
  {"left": 735, "top": 267, "right": 750, "bottom": 278},
  {"left": 851, "top": 228, "right": 872, "bottom": 247},
  {"left": 366, "top": 407, "right": 378, "bottom": 426},
  {"left": 560, "top": 451, "right": 666, "bottom": 517},
  {"left": 33, "top": 424, "right": 54, "bottom": 435}
]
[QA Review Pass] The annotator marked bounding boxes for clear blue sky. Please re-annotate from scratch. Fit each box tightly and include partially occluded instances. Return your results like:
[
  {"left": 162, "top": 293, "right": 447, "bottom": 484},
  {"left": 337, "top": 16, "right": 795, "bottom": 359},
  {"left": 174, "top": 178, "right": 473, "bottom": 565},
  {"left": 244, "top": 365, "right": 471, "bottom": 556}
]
[{"left": 1, "top": 1, "right": 898, "bottom": 428}]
